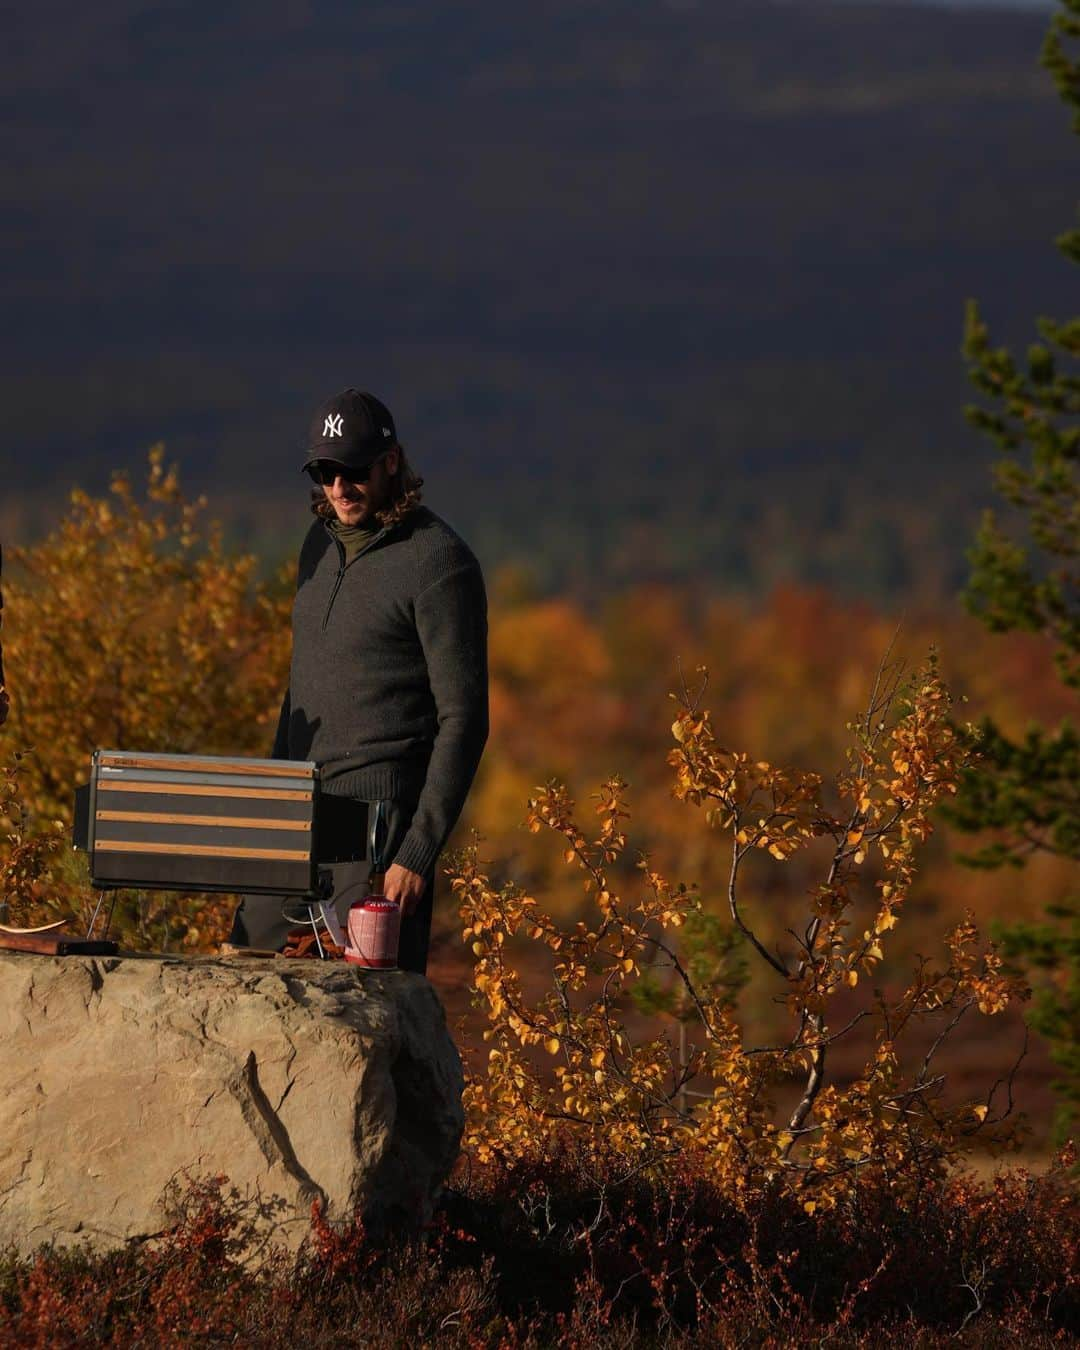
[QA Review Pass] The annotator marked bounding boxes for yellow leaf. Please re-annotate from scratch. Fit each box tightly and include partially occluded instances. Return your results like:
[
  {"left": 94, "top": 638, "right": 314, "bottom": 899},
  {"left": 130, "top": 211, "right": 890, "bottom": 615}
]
[
  {"left": 846, "top": 969, "right": 858, "bottom": 987},
  {"left": 545, "top": 1038, "right": 560, "bottom": 1055}
]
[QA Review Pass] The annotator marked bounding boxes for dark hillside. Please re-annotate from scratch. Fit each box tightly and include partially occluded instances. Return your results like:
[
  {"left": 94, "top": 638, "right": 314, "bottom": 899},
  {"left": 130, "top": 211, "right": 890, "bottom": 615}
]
[{"left": 3, "top": 1, "right": 1075, "bottom": 596}]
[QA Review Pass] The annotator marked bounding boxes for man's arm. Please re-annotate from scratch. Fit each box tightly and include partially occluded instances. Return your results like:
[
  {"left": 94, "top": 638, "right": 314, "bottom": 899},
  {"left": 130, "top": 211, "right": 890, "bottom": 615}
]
[{"left": 390, "top": 561, "right": 489, "bottom": 880}]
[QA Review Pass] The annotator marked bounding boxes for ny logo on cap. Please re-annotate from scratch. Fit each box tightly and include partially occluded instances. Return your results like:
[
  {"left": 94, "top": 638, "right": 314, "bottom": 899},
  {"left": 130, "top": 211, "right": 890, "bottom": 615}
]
[{"left": 323, "top": 413, "right": 344, "bottom": 438}]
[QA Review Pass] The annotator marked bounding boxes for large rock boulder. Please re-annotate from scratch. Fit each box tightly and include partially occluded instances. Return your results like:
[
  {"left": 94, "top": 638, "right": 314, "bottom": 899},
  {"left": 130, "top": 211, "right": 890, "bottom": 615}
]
[{"left": 0, "top": 951, "right": 464, "bottom": 1255}]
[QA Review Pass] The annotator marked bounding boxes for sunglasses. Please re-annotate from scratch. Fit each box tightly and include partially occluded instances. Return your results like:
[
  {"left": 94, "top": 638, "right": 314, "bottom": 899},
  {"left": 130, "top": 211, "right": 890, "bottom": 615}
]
[{"left": 306, "top": 454, "right": 386, "bottom": 486}]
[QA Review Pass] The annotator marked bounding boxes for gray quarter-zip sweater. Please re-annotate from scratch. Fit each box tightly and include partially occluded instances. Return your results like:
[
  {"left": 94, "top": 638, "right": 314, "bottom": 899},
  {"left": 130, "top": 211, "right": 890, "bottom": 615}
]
[{"left": 271, "top": 505, "right": 489, "bottom": 878}]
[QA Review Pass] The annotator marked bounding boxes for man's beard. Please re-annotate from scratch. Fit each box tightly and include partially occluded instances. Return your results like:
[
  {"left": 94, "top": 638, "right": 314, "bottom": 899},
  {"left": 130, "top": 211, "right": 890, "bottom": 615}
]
[
  {"left": 322, "top": 468, "right": 397, "bottom": 524},
  {"left": 332, "top": 486, "right": 388, "bottom": 525}
]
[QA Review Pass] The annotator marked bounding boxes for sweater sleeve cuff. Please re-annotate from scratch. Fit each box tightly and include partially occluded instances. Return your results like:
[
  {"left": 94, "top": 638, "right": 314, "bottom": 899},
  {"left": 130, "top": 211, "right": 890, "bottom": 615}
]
[{"left": 391, "top": 828, "right": 440, "bottom": 879}]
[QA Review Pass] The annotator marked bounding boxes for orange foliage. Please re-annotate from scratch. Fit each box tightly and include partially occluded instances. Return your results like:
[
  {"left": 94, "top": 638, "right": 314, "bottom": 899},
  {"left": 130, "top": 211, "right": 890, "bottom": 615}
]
[
  {"left": 0, "top": 466, "right": 1072, "bottom": 973},
  {"left": 454, "top": 657, "right": 1030, "bottom": 1209},
  {"left": 469, "top": 570, "right": 1076, "bottom": 953},
  {"left": 0, "top": 451, "right": 291, "bottom": 945}
]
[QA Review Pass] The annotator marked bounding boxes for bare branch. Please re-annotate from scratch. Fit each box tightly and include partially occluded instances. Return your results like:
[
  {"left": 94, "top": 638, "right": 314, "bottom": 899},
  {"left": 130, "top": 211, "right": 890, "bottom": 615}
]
[
  {"left": 728, "top": 837, "right": 789, "bottom": 979},
  {"left": 785, "top": 1016, "right": 826, "bottom": 1144},
  {"left": 983, "top": 1025, "right": 1029, "bottom": 1126},
  {"left": 918, "top": 1001, "right": 973, "bottom": 1084},
  {"left": 674, "top": 654, "right": 708, "bottom": 716},
  {"left": 645, "top": 931, "right": 724, "bottom": 1044}
]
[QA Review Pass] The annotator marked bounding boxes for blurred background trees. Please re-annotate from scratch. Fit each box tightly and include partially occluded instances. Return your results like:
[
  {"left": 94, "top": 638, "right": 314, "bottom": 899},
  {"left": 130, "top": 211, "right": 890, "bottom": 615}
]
[{"left": 3, "top": 1, "right": 1075, "bottom": 608}]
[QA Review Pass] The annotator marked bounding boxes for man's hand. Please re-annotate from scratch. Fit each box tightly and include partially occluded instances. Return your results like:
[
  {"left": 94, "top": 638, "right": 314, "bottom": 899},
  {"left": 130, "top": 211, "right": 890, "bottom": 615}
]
[{"left": 382, "top": 862, "right": 427, "bottom": 916}]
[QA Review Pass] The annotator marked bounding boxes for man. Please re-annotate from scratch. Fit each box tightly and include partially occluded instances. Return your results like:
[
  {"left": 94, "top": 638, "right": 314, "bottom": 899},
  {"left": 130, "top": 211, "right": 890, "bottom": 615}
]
[{"left": 229, "top": 389, "right": 488, "bottom": 972}]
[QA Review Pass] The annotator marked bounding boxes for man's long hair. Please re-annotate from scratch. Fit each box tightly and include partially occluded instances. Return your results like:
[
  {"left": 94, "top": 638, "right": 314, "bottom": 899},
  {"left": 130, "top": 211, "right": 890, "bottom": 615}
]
[{"left": 310, "top": 445, "right": 425, "bottom": 528}]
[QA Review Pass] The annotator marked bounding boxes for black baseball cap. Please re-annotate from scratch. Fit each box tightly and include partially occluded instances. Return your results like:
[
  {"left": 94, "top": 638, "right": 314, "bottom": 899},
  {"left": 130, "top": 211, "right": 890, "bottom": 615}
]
[{"left": 303, "top": 389, "right": 397, "bottom": 472}]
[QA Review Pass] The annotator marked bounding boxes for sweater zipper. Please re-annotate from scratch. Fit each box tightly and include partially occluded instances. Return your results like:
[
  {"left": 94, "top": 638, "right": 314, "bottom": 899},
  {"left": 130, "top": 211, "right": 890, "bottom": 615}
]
[
  {"left": 321, "top": 538, "right": 346, "bottom": 630},
  {"left": 320, "top": 524, "right": 391, "bottom": 629}
]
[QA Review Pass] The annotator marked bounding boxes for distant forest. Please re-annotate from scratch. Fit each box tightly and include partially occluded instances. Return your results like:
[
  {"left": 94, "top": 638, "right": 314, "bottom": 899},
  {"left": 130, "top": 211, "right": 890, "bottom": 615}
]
[{"left": 4, "top": 0, "right": 1076, "bottom": 601}]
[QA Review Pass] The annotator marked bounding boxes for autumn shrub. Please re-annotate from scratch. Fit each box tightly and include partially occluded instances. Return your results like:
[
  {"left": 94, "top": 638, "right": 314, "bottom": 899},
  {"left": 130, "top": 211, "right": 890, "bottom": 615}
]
[
  {"left": 0, "top": 751, "right": 66, "bottom": 929},
  {"left": 453, "top": 652, "right": 1032, "bottom": 1216},
  {"left": 448, "top": 1144, "right": 1079, "bottom": 1343},
  {"left": 0, "top": 449, "right": 291, "bottom": 947},
  {"left": 0, "top": 1153, "right": 1075, "bottom": 1347}
]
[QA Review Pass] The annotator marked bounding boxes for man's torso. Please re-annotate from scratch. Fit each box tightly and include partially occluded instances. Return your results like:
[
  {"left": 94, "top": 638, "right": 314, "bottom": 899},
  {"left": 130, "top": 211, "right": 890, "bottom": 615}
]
[{"left": 282, "top": 505, "right": 483, "bottom": 802}]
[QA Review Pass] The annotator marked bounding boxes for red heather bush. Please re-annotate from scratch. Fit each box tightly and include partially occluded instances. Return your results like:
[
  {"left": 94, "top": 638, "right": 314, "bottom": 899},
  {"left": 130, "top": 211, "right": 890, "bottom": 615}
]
[{"left": 0, "top": 1153, "right": 1075, "bottom": 1347}]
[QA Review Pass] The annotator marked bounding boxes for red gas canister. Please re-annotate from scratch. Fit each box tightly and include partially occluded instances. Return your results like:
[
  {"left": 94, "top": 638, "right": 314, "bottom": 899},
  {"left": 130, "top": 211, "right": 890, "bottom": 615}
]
[{"left": 344, "top": 895, "right": 400, "bottom": 969}]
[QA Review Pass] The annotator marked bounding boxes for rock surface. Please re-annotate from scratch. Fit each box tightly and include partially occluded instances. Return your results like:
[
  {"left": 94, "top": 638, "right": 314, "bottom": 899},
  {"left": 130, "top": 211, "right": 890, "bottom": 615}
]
[{"left": 0, "top": 951, "right": 464, "bottom": 1255}]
